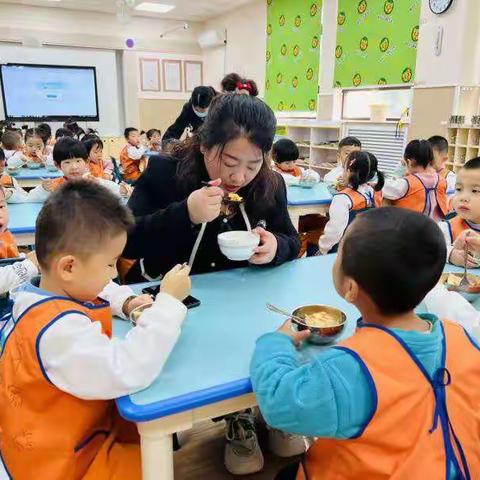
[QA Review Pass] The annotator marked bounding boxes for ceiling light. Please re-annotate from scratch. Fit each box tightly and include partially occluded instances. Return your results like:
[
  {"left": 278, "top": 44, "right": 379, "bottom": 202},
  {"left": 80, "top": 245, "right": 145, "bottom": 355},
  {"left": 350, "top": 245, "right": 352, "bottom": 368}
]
[{"left": 135, "top": 2, "right": 175, "bottom": 13}]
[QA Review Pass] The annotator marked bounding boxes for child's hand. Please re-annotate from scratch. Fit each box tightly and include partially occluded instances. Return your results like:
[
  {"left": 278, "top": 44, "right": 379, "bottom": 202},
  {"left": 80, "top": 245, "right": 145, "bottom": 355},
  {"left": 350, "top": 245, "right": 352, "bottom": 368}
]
[
  {"left": 160, "top": 264, "right": 191, "bottom": 301},
  {"left": 123, "top": 294, "right": 153, "bottom": 317},
  {"left": 119, "top": 183, "right": 133, "bottom": 197},
  {"left": 277, "top": 320, "right": 311, "bottom": 345},
  {"left": 449, "top": 248, "right": 478, "bottom": 268},
  {"left": 42, "top": 179, "right": 56, "bottom": 192}
]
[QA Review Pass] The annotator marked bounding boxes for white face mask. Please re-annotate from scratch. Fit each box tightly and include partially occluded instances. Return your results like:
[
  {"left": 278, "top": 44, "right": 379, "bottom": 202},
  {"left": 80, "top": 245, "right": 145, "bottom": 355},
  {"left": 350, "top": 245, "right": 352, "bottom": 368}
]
[{"left": 193, "top": 108, "right": 208, "bottom": 119}]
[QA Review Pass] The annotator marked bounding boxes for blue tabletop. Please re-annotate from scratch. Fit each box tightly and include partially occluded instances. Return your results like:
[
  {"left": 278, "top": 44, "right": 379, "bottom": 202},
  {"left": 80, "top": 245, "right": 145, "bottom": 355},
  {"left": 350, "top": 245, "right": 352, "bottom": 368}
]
[
  {"left": 287, "top": 182, "right": 332, "bottom": 206},
  {"left": 8, "top": 203, "right": 43, "bottom": 234},
  {"left": 115, "top": 255, "right": 358, "bottom": 422},
  {"left": 13, "top": 167, "right": 62, "bottom": 180}
]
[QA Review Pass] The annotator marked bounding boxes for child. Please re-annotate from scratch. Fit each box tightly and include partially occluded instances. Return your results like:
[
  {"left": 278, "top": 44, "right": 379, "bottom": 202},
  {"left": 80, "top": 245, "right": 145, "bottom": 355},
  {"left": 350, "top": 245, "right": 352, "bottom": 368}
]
[
  {"left": 146, "top": 128, "right": 162, "bottom": 152},
  {"left": 251, "top": 207, "right": 480, "bottom": 480},
  {"left": 272, "top": 138, "right": 320, "bottom": 185},
  {"left": 0, "top": 149, "right": 28, "bottom": 203},
  {"left": 1, "top": 130, "right": 24, "bottom": 169},
  {"left": 120, "top": 127, "right": 146, "bottom": 182},
  {"left": 0, "top": 186, "right": 19, "bottom": 259},
  {"left": 83, "top": 136, "right": 114, "bottom": 180},
  {"left": 429, "top": 135, "right": 456, "bottom": 199},
  {"left": 10, "top": 128, "right": 47, "bottom": 167},
  {"left": 324, "top": 136, "right": 362, "bottom": 184},
  {"left": 384, "top": 139, "right": 448, "bottom": 221},
  {"left": 0, "top": 180, "right": 191, "bottom": 478},
  {"left": 54, "top": 127, "right": 74, "bottom": 142},
  {"left": 27, "top": 138, "right": 130, "bottom": 202},
  {"left": 319, "top": 151, "right": 384, "bottom": 254}
]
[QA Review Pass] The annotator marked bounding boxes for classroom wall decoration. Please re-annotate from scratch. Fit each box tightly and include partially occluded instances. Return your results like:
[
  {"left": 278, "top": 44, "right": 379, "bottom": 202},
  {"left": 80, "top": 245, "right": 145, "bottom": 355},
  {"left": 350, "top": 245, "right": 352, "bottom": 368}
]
[
  {"left": 334, "top": 0, "right": 421, "bottom": 88},
  {"left": 265, "top": 0, "right": 322, "bottom": 113}
]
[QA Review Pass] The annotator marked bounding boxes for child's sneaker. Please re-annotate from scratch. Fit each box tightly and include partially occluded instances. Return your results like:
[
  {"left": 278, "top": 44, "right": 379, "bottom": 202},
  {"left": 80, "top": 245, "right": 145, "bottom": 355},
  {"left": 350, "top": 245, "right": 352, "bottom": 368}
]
[
  {"left": 268, "top": 428, "right": 307, "bottom": 458},
  {"left": 224, "top": 411, "right": 264, "bottom": 475}
]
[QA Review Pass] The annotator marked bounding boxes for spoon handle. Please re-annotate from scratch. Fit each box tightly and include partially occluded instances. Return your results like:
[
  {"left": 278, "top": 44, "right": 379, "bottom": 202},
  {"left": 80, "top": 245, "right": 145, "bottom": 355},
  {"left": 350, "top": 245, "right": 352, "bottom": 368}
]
[{"left": 266, "top": 303, "right": 305, "bottom": 324}]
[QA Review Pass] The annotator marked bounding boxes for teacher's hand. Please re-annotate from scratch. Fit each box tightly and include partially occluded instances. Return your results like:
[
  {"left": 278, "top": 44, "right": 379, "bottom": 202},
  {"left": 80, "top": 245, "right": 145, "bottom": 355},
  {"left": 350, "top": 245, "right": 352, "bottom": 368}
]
[
  {"left": 187, "top": 179, "right": 224, "bottom": 224},
  {"left": 249, "top": 227, "right": 278, "bottom": 265}
]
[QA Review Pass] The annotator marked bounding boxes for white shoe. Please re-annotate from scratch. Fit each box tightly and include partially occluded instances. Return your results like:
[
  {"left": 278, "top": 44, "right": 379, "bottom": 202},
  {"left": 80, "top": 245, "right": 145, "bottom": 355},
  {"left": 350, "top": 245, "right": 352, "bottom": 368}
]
[
  {"left": 224, "top": 411, "right": 264, "bottom": 475},
  {"left": 268, "top": 428, "right": 307, "bottom": 458}
]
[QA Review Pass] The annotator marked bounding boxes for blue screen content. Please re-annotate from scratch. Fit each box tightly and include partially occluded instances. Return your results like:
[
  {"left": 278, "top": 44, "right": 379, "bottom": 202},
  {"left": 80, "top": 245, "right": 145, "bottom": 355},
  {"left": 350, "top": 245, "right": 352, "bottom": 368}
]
[{"left": 1, "top": 65, "right": 98, "bottom": 119}]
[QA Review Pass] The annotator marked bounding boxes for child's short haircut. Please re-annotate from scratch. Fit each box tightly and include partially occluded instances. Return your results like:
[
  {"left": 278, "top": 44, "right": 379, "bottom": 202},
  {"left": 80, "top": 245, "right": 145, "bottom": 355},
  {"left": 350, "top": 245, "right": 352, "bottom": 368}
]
[
  {"left": 124, "top": 127, "right": 138, "bottom": 139},
  {"left": 55, "top": 128, "right": 74, "bottom": 140},
  {"left": 428, "top": 135, "right": 448, "bottom": 153},
  {"left": 342, "top": 207, "right": 446, "bottom": 315},
  {"left": 0, "top": 148, "right": 5, "bottom": 163},
  {"left": 1, "top": 131, "right": 21, "bottom": 150},
  {"left": 36, "top": 123, "right": 52, "bottom": 144},
  {"left": 35, "top": 180, "right": 134, "bottom": 271},
  {"left": 339, "top": 136, "right": 362, "bottom": 150},
  {"left": 404, "top": 139, "right": 433, "bottom": 168},
  {"left": 24, "top": 128, "right": 45, "bottom": 144},
  {"left": 53, "top": 138, "right": 88, "bottom": 166},
  {"left": 82, "top": 136, "right": 104, "bottom": 155},
  {"left": 463, "top": 157, "right": 480, "bottom": 170},
  {"left": 146, "top": 128, "right": 161, "bottom": 140},
  {"left": 272, "top": 138, "right": 299, "bottom": 163}
]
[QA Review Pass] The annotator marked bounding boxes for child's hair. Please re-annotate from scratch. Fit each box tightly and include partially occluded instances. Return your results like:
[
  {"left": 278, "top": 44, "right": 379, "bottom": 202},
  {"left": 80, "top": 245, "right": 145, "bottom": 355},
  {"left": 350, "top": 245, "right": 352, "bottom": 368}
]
[
  {"left": 36, "top": 123, "right": 52, "bottom": 144},
  {"left": 342, "top": 207, "right": 446, "bottom": 315},
  {"left": 53, "top": 138, "right": 88, "bottom": 166},
  {"left": 404, "top": 139, "right": 433, "bottom": 168},
  {"left": 428, "top": 135, "right": 448, "bottom": 154},
  {"left": 124, "top": 127, "right": 138, "bottom": 140},
  {"left": 191, "top": 86, "right": 216, "bottom": 109},
  {"left": 24, "top": 128, "right": 46, "bottom": 145},
  {"left": 55, "top": 128, "right": 74, "bottom": 140},
  {"left": 1, "top": 130, "right": 21, "bottom": 150},
  {"left": 236, "top": 79, "right": 259, "bottom": 97},
  {"left": 272, "top": 138, "right": 299, "bottom": 163},
  {"left": 35, "top": 180, "right": 134, "bottom": 271},
  {"left": 146, "top": 128, "right": 161, "bottom": 140},
  {"left": 0, "top": 148, "right": 5, "bottom": 163},
  {"left": 345, "top": 151, "right": 385, "bottom": 191},
  {"left": 463, "top": 157, "right": 480, "bottom": 170},
  {"left": 221, "top": 73, "right": 242, "bottom": 92},
  {"left": 82, "top": 136, "right": 104, "bottom": 155},
  {"left": 339, "top": 136, "right": 362, "bottom": 150}
]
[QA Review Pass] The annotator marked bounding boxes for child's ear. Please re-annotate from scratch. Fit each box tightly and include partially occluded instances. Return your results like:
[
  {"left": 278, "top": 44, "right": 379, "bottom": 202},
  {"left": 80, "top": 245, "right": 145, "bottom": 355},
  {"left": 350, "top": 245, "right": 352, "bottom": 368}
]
[
  {"left": 343, "top": 277, "right": 359, "bottom": 304},
  {"left": 57, "top": 255, "right": 77, "bottom": 282}
]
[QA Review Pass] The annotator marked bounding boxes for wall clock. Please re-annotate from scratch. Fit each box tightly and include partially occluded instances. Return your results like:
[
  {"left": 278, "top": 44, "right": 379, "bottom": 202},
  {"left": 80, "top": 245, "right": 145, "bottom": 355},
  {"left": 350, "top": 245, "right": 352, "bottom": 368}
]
[{"left": 429, "top": 0, "right": 454, "bottom": 14}]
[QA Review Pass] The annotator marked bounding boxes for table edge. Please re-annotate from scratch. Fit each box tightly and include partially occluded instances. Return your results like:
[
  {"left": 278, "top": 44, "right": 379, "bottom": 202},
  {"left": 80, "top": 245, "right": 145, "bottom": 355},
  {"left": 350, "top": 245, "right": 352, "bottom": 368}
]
[
  {"left": 10, "top": 227, "right": 35, "bottom": 234},
  {"left": 287, "top": 199, "right": 331, "bottom": 206}
]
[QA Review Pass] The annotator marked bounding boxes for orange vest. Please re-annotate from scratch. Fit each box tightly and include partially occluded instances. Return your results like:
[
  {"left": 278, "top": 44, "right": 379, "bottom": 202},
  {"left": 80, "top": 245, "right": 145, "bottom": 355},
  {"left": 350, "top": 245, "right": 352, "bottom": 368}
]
[
  {"left": 49, "top": 177, "right": 67, "bottom": 191},
  {"left": 274, "top": 164, "right": 302, "bottom": 177},
  {"left": 394, "top": 174, "right": 448, "bottom": 217},
  {"left": 446, "top": 216, "right": 480, "bottom": 244},
  {"left": 297, "top": 320, "right": 480, "bottom": 480},
  {"left": 120, "top": 145, "right": 142, "bottom": 182},
  {"left": 0, "top": 230, "right": 19, "bottom": 259},
  {"left": 0, "top": 296, "right": 114, "bottom": 479},
  {"left": 0, "top": 175, "right": 14, "bottom": 189},
  {"left": 88, "top": 160, "right": 105, "bottom": 179}
]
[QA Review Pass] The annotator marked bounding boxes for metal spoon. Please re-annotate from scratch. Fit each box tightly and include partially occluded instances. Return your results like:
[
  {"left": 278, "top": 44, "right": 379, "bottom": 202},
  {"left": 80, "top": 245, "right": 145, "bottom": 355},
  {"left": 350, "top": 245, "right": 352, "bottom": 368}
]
[
  {"left": 459, "top": 245, "right": 471, "bottom": 288},
  {"left": 266, "top": 303, "right": 307, "bottom": 324}
]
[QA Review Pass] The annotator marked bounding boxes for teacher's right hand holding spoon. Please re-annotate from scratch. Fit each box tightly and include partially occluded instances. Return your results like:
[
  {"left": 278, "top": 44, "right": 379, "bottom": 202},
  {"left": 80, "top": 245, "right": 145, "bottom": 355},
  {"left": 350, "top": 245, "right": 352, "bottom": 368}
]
[{"left": 187, "top": 178, "right": 224, "bottom": 224}]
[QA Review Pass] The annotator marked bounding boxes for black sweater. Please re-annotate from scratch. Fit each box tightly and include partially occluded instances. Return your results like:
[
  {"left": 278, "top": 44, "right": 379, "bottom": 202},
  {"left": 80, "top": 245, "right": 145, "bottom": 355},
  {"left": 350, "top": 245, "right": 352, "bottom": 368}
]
[
  {"left": 123, "top": 154, "right": 300, "bottom": 281},
  {"left": 162, "top": 101, "right": 204, "bottom": 143}
]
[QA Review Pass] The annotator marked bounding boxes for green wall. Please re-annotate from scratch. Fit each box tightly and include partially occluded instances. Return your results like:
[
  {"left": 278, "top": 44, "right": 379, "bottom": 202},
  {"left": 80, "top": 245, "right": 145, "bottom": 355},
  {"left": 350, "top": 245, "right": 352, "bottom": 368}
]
[
  {"left": 265, "top": 0, "right": 322, "bottom": 112},
  {"left": 334, "top": 0, "right": 421, "bottom": 88}
]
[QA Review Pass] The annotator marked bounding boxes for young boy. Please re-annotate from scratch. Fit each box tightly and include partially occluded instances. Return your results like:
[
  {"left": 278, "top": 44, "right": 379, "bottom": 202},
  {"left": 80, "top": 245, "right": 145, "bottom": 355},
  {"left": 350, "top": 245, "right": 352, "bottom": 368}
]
[
  {"left": 0, "top": 148, "right": 28, "bottom": 203},
  {"left": 0, "top": 130, "right": 24, "bottom": 170},
  {"left": 251, "top": 207, "right": 480, "bottom": 479},
  {"left": 429, "top": 135, "right": 456, "bottom": 198},
  {"left": 324, "top": 136, "right": 362, "bottom": 183},
  {"left": 0, "top": 180, "right": 191, "bottom": 478},
  {"left": 120, "top": 127, "right": 146, "bottom": 183},
  {"left": 272, "top": 138, "right": 319, "bottom": 185},
  {"left": 27, "top": 138, "right": 130, "bottom": 202}
]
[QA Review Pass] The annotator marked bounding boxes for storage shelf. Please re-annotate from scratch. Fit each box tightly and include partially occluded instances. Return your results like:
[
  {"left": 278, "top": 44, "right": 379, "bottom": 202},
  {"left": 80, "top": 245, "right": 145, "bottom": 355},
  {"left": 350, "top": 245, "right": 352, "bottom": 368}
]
[
  {"left": 311, "top": 144, "right": 338, "bottom": 150},
  {"left": 296, "top": 143, "right": 311, "bottom": 148}
]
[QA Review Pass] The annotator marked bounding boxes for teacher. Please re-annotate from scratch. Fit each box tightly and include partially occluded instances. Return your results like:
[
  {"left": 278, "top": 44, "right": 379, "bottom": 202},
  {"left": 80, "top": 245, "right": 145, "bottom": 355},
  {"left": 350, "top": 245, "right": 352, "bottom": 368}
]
[{"left": 122, "top": 94, "right": 300, "bottom": 283}]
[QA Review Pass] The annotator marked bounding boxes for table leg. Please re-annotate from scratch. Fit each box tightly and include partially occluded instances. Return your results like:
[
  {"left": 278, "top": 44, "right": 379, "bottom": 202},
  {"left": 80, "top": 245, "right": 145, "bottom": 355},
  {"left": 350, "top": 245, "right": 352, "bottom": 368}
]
[{"left": 140, "top": 432, "right": 174, "bottom": 480}]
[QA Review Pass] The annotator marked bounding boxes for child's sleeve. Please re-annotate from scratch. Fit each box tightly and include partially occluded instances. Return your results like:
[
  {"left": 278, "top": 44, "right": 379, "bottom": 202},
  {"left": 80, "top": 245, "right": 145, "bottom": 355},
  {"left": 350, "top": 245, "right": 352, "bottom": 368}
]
[
  {"left": 6, "top": 152, "right": 25, "bottom": 169},
  {"left": 383, "top": 178, "right": 409, "bottom": 200},
  {"left": 318, "top": 194, "right": 351, "bottom": 254},
  {"left": 250, "top": 332, "right": 374, "bottom": 438},
  {"left": 5, "top": 178, "right": 29, "bottom": 203},
  {"left": 437, "top": 221, "right": 454, "bottom": 261},
  {"left": 0, "top": 259, "right": 39, "bottom": 295},
  {"left": 26, "top": 185, "right": 50, "bottom": 203},
  {"left": 127, "top": 145, "right": 146, "bottom": 161},
  {"left": 97, "top": 178, "right": 122, "bottom": 198},
  {"left": 324, "top": 166, "right": 342, "bottom": 183},
  {"left": 98, "top": 280, "right": 137, "bottom": 319},
  {"left": 37, "top": 292, "right": 187, "bottom": 400},
  {"left": 447, "top": 171, "right": 457, "bottom": 195}
]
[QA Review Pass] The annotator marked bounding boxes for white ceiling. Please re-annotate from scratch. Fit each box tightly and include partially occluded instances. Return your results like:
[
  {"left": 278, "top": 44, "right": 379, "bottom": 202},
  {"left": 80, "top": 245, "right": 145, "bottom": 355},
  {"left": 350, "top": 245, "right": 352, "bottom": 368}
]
[{"left": 0, "top": 0, "right": 255, "bottom": 22}]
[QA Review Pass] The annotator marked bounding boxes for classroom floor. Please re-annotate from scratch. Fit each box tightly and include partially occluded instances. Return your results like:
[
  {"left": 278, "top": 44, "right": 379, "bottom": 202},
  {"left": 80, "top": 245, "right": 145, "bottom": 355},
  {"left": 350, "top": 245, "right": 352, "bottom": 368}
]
[{"left": 174, "top": 420, "right": 300, "bottom": 479}]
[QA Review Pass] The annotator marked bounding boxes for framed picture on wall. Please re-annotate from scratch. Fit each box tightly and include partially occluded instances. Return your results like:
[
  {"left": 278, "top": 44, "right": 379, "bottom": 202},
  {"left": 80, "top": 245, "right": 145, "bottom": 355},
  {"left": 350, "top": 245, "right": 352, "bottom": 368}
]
[
  {"left": 184, "top": 61, "right": 203, "bottom": 92},
  {"left": 162, "top": 60, "right": 182, "bottom": 92},
  {"left": 139, "top": 58, "right": 160, "bottom": 92}
]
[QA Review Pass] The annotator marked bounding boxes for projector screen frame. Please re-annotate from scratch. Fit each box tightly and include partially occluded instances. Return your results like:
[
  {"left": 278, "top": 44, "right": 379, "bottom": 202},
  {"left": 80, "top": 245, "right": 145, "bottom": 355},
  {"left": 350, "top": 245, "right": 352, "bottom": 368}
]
[{"left": 0, "top": 62, "right": 100, "bottom": 122}]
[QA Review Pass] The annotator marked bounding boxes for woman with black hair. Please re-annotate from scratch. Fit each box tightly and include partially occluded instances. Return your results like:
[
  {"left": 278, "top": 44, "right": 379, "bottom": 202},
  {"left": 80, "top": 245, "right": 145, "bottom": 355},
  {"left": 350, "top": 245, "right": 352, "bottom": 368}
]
[{"left": 162, "top": 85, "right": 217, "bottom": 146}]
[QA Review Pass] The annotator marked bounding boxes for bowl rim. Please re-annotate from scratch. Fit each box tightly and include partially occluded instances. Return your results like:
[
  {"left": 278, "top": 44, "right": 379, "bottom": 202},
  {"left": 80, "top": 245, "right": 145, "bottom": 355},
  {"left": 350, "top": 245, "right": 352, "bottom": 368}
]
[
  {"left": 291, "top": 304, "right": 348, "bottom": 328},
  {"left": 217, "top": 231, "right": 260, "bottom": 247}
]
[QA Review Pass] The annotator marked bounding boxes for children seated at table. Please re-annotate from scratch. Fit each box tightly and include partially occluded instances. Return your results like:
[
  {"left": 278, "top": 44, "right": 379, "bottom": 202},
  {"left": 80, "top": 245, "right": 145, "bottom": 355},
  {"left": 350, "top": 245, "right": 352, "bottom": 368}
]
[
  {"left": 0, "top": 180, "right": 191, "bottom": 479},
  {"left": 384, "top": 139, "right": 448, "bottom": 221},
  {"left": 7, "top": 128, "right": 46, "bottom": 168},
  {"left": 318, "top": 151, "right": 384, "bottom": 254},
  {"left": 27, "top": 138, "right": 131, "bottom": 202},
  {"left": 0, "top": 148, "right": 28, "bottom": 203},
  {"left": 146, "top": 128, "right": 162, "bottom": 152},
  {"left": 1, "top": 130, "right": 24, "bottom": 169},
  {"left": 324, "top": 136, "right": 362, "bottom": 184},
  {"left": 83, "top": 136, "right": 114, "bottom": 180},
  {"left": 272, "top": 138, "right": 319, "bottom": 185},
  {"left": 120, "top": 127, "right": 146, "bottom": 182},
  {"left": 0, "top": 186, "right": 19, "bottom": 259},
  {"left": 429, "top": 135, "right": 456, "bottom": 198},
  {"left": 251, "top": 207, "right": 480, "bottom": 480}
]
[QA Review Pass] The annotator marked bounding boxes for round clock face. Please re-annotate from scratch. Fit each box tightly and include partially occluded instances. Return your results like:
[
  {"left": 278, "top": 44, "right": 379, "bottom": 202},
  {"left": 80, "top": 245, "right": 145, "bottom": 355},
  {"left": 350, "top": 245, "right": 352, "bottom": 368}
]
[{"left": 429, "top": 0, "right": 454, "bottom": 14}]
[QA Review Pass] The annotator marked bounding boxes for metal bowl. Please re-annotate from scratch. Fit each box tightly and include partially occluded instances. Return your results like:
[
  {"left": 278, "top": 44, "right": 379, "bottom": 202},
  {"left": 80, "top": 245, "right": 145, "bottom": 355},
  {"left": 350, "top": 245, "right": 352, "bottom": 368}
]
[
  {"left": 292, "top": 304, "right": 347, "bottom": 345},
  {"left": 129, "top": 303, "right": 152, "bottom": 325},
  {"left": 439, "top": 273, "right": 480, "bottom": 302}
]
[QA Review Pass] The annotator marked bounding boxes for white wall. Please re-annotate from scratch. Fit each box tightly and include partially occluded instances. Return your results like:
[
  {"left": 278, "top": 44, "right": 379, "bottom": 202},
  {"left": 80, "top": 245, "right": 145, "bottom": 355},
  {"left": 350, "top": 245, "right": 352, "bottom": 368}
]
[{"left": 201, "top": 0, "right": 267, "bottom": 95}]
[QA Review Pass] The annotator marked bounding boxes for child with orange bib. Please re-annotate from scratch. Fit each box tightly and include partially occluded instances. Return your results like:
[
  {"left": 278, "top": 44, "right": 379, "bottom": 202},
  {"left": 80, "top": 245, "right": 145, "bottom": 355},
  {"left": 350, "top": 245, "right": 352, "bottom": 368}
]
[
  {"left": 0, "top": 180, "right": 191, "bottom": 479},
  {"left": 0, "top": 147, "right": 28, "bottom": 203},
  {"left": 0, "top": 185, "right": 19, "bottom": 260},
  {"left": 318, "top": 151, "right": 384, "bottom": 254},
  {"left": 384, "top": 139, "right": 448, "bottom": 220},
  {"left": 82, "top": 136, "right": 114, "bottom": 180},
  {"left": 120, "top": 127, "right": 146, "bottom": 183},
  {"left": 251, "top": 207, "right": 480, "bottom": 480},
  {"left": 429, "top": 135, "right": 456, "bottom": 199}
]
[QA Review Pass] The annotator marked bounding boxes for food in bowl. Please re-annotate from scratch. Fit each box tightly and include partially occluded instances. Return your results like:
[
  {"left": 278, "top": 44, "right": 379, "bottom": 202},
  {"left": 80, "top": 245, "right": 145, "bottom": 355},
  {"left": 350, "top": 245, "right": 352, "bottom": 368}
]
[
  {"left": 129, "top": 303, "right": 152, "bottom": 325},
  {"left": 27, "top": 161, "right": 42, "bottom": 169},
  {"left": 439, "top": 272, "right": 480, "bottom": 302},
  {"left": 304, "top": 311, "right": 339, "bottom": 328},
  {"left": 218, "top": 231, "right": 260, "bottom": 261}
]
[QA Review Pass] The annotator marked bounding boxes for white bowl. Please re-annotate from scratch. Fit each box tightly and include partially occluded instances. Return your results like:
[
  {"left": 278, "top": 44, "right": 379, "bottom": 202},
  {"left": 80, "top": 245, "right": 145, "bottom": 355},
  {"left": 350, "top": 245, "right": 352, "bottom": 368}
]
[{"left": 218, "top": 231, "right": 260, "bottom": 261}]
